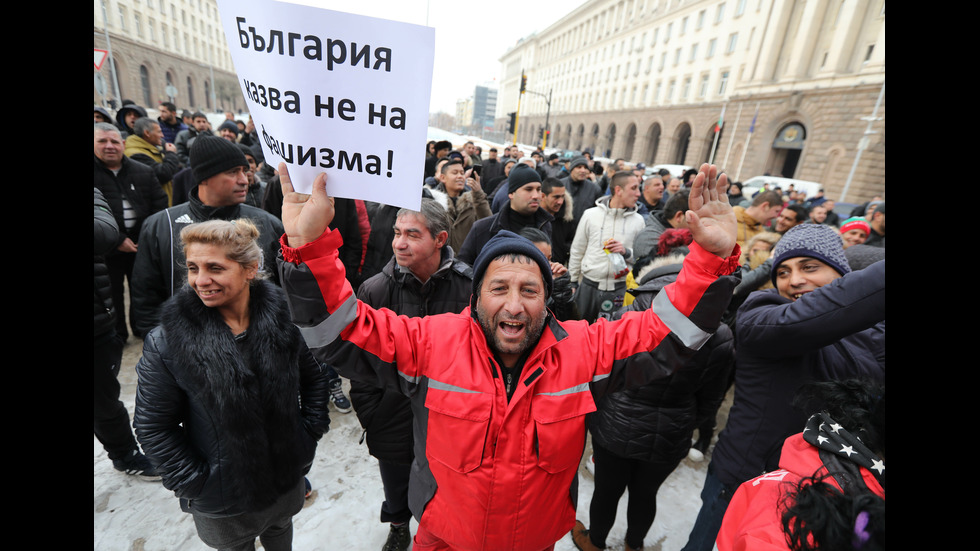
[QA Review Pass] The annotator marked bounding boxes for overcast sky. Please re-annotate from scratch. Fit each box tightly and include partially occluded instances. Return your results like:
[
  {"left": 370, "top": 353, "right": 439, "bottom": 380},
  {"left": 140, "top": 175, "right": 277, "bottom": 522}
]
[{"left": 283, "top": 0, "right": 586, "bottom": 115}]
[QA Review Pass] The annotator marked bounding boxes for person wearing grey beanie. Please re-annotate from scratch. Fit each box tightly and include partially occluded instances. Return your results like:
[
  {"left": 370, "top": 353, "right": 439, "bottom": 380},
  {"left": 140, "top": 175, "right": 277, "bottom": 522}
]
[
  {"left": 681, "top": 214, "right": 884, "bottom": 551},
  {"left": 769, "top": 223, "right": 851, "bottom": 291}
]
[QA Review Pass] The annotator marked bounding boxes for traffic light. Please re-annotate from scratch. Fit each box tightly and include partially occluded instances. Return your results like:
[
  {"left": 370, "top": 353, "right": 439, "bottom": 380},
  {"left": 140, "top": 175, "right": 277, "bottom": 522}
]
[
  {"left": 520, "top": 74, "right": 527, "bottom": 93},
  {"left": 507, "top": 112, "right": 516, "bottom": 134},
  {"left": 538, "top": 128, "right": 544, "bottom": 140}
]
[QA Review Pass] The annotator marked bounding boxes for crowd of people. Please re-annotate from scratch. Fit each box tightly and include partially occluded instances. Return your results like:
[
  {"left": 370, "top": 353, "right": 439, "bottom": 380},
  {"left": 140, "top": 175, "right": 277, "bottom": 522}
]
[{"left": 95, "top": 100, "right": 885, "bottom": 551}]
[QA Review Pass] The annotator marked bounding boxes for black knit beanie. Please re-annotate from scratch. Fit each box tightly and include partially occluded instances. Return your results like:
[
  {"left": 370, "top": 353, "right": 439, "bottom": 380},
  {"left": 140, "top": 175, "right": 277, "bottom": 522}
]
[
  {"left": 190, "top": 134, "right": 249, "bottom": 184},
  {"left": 507, "top": 164, "right": 542, "bottom": 194},
  {"left": 471, "top": 230, "right": 553, "bottom": 300}
]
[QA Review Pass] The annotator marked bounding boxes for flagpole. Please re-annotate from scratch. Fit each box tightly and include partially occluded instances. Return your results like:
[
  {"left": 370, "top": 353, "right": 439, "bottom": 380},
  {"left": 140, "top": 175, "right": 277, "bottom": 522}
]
[
  {"left": 736, "top": 102, "right": 760, "bottom": 182},
  {"left": 722, "top": 103, "right": 743, "bottom": 169},
  {"left": 709, "top": 103, "right": 726, "bottom": 164}
]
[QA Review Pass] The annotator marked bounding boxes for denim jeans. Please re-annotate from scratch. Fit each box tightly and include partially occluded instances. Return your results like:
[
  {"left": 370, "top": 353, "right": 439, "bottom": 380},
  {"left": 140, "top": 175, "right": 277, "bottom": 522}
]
[{"left": 680, "top": 462, "right": 738, "bottom": 551}]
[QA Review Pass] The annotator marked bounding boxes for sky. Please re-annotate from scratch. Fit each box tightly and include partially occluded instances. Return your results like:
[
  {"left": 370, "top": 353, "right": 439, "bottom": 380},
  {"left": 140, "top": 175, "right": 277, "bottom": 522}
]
[{"left": 281, "top": 0, "right": 586, "bottom": 115}]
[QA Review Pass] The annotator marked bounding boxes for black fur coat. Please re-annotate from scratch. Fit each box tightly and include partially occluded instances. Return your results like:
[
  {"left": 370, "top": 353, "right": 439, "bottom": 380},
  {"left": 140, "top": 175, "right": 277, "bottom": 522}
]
[{"left": 134, "top": 280, "right": 331, "bottom": 516}]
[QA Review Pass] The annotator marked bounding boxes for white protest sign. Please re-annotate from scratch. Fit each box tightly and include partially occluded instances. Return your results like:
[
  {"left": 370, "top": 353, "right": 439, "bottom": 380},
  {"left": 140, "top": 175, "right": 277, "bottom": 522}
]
[{"left": 216, "top": 0, "right": 434, "bottom": 210}]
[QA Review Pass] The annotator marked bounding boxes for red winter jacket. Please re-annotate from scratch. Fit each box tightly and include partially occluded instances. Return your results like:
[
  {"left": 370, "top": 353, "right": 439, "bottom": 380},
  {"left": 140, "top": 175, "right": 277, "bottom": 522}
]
[
  {"left": 717, "top": 433, "right": 885, "bottom": 551},
  {"left": 279, "top": 228, "right": 739, "bottom": 551}
]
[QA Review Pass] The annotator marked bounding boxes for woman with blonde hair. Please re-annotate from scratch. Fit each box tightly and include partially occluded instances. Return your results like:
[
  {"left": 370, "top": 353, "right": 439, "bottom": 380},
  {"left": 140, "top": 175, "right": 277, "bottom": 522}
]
[{"left": 134, "top": 218, "right": 331, "bottom": 551}]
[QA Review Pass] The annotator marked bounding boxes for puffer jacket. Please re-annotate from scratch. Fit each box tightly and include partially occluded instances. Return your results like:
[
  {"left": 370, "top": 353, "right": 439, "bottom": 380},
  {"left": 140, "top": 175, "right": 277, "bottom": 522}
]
[
  {"left": 278, "top": 227, "right": 740, "bottom": 551},
  {"left": 343, "top": 249, "right": 473, "bottom": 463},
  {"left": 588, "top": 260, "right": 734, "bottom": 466},
  {"left": 134, "top": 280, "right": 330, "bottom": 517},
  {"left": 94, "top": 188, "right": 119, "bottom": 338},
  {"left": 568, "top": 195, "right": 646, "bottom": 291},
  {"left": 711, "top": 260, "right": 885, "bottom": 488}
]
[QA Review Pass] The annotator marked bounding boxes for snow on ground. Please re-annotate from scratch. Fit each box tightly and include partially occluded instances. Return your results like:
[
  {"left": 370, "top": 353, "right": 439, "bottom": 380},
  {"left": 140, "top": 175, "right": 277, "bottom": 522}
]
[{"left": 95, "top": 334, "right": 730, "bottom": 550}]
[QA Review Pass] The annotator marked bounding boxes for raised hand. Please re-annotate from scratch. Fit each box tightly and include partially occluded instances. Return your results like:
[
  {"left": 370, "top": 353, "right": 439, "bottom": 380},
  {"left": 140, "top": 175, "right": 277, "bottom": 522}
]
[
  {"left": 685, "top": 163, "right": 737, "bottom": 259},
  {"left": 279, "top": 162, "right": 335, "bottom": 248}
]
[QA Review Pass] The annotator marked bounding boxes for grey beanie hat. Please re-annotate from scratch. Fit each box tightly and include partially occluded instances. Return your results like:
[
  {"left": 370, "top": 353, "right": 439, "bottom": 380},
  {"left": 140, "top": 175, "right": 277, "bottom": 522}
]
[
  {"left": 569, "top": 156, "right": 589, "bottom": 171},
  {"left": 190, "top": 134, "right": 249, "bottom": 184},
  {"left": 770, "top": 224, "right": 851, "bottom": 286}
]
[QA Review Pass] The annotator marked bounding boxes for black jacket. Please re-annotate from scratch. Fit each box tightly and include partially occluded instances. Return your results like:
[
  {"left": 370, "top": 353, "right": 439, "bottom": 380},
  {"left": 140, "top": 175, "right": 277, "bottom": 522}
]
[
  {"left": 93, "top": 154, "right": 169, "bottom": 249},
  {"left": 130, "top": 186, "right": 285, "bottom": 337},
  {"left": 94, "top": 188, "right": 119, "bottom": 338},
  {"left": 134, "top": 281, "right": 330, "bottom": 516},
  {"left": 456, "top": 205, "right": 554, "bottom": 266},
  {"left": 588, "top": 263, "right": 734, "bottom": 466},
  {"left": 344, "top": 249, "right": 473, "bottom": 463}
]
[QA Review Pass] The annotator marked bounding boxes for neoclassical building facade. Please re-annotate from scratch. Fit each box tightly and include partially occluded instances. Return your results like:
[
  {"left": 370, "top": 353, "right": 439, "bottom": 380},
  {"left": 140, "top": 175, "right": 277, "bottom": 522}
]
[
  {"left": 496, "top": 0, "right": 884, "bottom": 203},
  {"left": 94, "top": 0, "right": 247, "bottom": 115}
]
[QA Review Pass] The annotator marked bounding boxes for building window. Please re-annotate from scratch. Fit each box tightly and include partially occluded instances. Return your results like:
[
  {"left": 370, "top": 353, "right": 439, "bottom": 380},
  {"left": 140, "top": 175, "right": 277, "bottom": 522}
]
[
  {"left": 681, "top": 16, "right": 688, "bottom": 35},
  {"left": 149, "top": 18, "right": 156, "bottom": 41},
  {"left": 655, "top": 81, "right": 663, "bottom": 102},
  {"left": 697, "top": 10, "right": 706, "bottom": 29},
  {"left": 718, "top": 71, "right": 729, "bottom": 95},
  {"left": 134, "top": 13, "right": 142, "bottom": 38},
  {"left": 140, "top": 65, "right": 152, "bottom": 106},
  {"left": 707, "top": 38, "right": 717, "bottom": 58},
  {"left": 162, "top": 24, "right": 169, "bottom": 48},
  {"left": 682, "top": 77, "right": 691, "bottom": 99},
  {"left": 716, "top": 2, "right": 726, "bottom": 23},
  {"left": 659, "top": 52, "right": 667, "bottom": 70},
  {"left": 736, "top": 0, "right": 746, "bottom": 16},
  {"left": 690, "top": 43, "right": 698, "bottom": 62},
  {"left": 118, "top": 6, "right": 127, "bottom": 31},
  {"left": 665, "top": 22, "right": 672, "bottom": 42},
  {"left": 674, "top": 47, "right": 681, "bottom": 66},
  {"left": 668, "top": 80, "right": 676, "bottom": 102},
  {"left": 864, "top": 44, "right": 875, "bottom": 62},
  {"left": 700, "top": 74, "right": 710, "bottom": 97},
  {"left": 727, "top": 33, "right": 738, "bottom": 53}
]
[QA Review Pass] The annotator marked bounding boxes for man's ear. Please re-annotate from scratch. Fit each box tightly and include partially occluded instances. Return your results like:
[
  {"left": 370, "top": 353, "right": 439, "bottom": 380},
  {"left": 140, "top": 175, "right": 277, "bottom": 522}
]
[{"left": 434, "top": 231, "right": 448, "bottom": 248}]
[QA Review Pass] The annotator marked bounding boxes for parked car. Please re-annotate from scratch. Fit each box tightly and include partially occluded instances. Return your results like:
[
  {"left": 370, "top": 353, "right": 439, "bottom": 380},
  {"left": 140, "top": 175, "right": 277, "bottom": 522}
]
[
  {"left": 740, "top": 176, "right": 823, "bottom": 200},
  {"left": 647, "top": 164, "right": 694, "bottom": 179}
]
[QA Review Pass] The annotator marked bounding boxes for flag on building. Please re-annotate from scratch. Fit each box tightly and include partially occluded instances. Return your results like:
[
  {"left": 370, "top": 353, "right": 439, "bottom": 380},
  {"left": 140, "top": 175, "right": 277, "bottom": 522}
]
[
  {"left": 714, "top": 104, "right": 726, "bottom": 133},
  {"left": 748, "top": 104, "right": 759, "bottom": 133}
]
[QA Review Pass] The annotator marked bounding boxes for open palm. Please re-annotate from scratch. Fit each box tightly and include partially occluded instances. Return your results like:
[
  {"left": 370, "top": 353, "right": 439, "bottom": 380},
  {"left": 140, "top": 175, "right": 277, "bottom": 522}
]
[{"left": 685, "top": 163, "right": 737, "bottom": 258}]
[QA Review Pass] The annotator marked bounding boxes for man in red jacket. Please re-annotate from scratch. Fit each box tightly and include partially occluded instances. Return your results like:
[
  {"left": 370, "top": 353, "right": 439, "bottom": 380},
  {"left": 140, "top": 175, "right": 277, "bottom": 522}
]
[{"left": 277, "top": 163, "right": 741, "bottom": 551}]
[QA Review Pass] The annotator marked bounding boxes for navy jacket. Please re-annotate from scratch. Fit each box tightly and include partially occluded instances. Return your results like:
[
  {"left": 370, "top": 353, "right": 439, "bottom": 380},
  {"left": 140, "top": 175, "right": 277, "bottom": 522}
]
[{"left": 711, "top": 260, "right": 886, "bottom": 486}]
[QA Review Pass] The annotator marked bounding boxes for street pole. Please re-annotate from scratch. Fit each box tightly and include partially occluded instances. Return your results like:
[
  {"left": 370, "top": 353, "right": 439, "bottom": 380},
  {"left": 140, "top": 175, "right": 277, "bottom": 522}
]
[
  {"left": 98, "top": 0, "right": 123, "bottom": 109},
  {"left": 840, "top": 82, "right": 884, "bottom": 203},
  {"left": 722, "top": 103, "right": 743, "bottom": 169}
]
